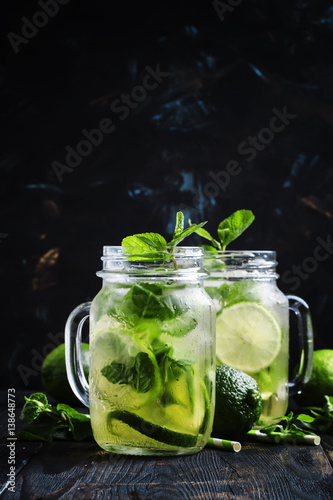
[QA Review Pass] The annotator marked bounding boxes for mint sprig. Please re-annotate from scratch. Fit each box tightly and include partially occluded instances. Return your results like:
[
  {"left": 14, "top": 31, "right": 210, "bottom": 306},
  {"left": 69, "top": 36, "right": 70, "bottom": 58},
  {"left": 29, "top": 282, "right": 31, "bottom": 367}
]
[
  {"left": 259, "top": 411, "right": 319, "bottom": 442},
  {"left": 122, "top": 211, "right": 207, "bottom": 260},
  {"left": 190, "top": 209, "right": 255, "bottom": 251},
  {"left": 16, "top": 393, "right": 93, "bottom": 442}
]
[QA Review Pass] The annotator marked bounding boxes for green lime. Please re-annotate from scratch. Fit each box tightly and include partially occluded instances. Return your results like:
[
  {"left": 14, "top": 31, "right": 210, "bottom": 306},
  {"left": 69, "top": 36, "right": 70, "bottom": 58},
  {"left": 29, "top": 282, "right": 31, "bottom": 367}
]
[
  {"left": 295, "top": 349, "right": 333, "bottom": 407},
  {"left": 41, "top": 343, "right": 89, "bottom": 405},
  {"left": 216, "top": 301, "right": 282, "bottom": 372},
  {"left": 108, "top": 410, "right": 198, "bottom": 448},
  {"left": 212, "top": 365, "right": 262, "bottom": 439}
]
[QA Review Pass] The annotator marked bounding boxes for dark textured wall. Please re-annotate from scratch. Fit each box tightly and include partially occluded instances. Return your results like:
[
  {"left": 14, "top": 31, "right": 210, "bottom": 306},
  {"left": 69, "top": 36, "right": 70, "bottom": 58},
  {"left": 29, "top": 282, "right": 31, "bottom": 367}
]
[{"left": 1, "top": 0, "right": 332, "bottom": 390}]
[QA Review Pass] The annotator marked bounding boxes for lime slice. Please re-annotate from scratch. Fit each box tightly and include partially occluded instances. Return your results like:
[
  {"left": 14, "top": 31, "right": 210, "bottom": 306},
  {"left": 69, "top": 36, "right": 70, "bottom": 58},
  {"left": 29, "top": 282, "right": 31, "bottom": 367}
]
[
  {"left": 108, "top": 410, "right": 198, "bottom": 448},
  {"left": 216, "top": 302, "right": 282, "bottom": 372}
]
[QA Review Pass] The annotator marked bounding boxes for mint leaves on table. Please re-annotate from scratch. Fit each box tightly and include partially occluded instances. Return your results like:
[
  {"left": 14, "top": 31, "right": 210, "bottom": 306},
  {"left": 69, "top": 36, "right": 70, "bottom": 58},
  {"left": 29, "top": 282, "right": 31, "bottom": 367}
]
[
  {"left": 16, "top": 393, "right": 93, "bottom": 442},
  {"left": 122, "top": 211, "right": 207, "bottom": 258},
  {"left": 295, "top": 396, "right": 333, "bottom": 434},
  {"left": 259, "top": 397, "right": 333, "bottom": 441},
  {"left": 259, "top": 411, "right": 319, "bottom": 443},
  {"left": 190, "top": 209, "right": 255, "bottom": 251}
]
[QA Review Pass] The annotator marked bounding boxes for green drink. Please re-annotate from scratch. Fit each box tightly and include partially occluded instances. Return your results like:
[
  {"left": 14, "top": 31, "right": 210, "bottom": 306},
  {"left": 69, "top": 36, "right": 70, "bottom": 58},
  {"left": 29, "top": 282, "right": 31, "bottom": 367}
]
[
  {"left": 204, "top": 251, "right": 313, "bottom": 426},
  {"left": 65, "top": 246, "right": 215, "bottom": 455}
]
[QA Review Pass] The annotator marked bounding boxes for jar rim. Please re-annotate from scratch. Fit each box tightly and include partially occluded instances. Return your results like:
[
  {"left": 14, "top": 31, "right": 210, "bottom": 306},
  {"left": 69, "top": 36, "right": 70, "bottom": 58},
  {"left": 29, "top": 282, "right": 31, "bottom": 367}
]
[
  {"left": 204, "top": 250, "right": 278, "bottom": 279},
  {"left": 98, "top": 246, "right": 206, "bottom": 277},
  {"left": 101, "top": 245, "right": 204, "bottom": 262},
  {"left": 204, "top": 250, "right": 276, "bottom": 257}
]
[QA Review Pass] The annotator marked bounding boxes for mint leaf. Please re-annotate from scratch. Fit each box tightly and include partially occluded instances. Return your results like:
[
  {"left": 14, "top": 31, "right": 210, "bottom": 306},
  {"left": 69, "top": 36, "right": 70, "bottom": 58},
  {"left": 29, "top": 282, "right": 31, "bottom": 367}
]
[
  {"left": 16, "top": 413, "right": 60, "bottom": 442},
  {"left": 16, "top": 393, "right": 93, "bottom": 442},
  {"left": 130, "top": 283, "right": 175, "bottom": 320},
  {"left": 174, "top": 211, "right": 184, "bottom": 238},
  {"left": 168, "top": 211, "right": 207, "bottom": 247},
  {"left": 57, "top": 404, "right": 93, "bottom": 441},
  {"left": 160, "top": 310, "right": 198, "bottom": 337},
  {"left": 295, "top": 414, "right": 316, "bottom": 423},
  {"left": 168, "top": 221, "right": 207, "bottom": 248},
  {"left": 189, "top": 221, "right": 220, "bottom": 249},
  {"left": 202, "top": 244, "right": 219, "bottom": 253},
  {"left": 218, "top": 282, "right": 253, "bottom": 306},
  {"left": 190, "top": 209, "right": 254, "bottom": 251},
  {"left": 217, "top": 210, "right": 255, "bottom": 250},
  {"left": 124, "top": 283, "right": 188, "bottom": 322},
  {"left": 296, "top": 396, "right": 333, "bottom": 433},
  {"left": 20, "top": 393, "right": 52, "bottom": 424},
  {"left": 152, "top": 338, "right": 195, "bottom": 408},
  {"left": 122, "top": 232, "right": 168, "bottom": 259},
  {"left": 101, "top": 351, "right": 156, "bottom": 393}
]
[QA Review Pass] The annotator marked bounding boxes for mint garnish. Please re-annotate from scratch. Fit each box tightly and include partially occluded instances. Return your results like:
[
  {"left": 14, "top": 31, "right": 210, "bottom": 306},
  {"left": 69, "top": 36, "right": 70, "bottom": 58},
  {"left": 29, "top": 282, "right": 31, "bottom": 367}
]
[
  {"left": 122, "top": 232, "right": 167, "bottom": 256},
  {"left": 190, "top": 209, "right": 255, "bottom": 251},
  {"left": 122, "top": 211, "right": 207, "bottom": 261}
]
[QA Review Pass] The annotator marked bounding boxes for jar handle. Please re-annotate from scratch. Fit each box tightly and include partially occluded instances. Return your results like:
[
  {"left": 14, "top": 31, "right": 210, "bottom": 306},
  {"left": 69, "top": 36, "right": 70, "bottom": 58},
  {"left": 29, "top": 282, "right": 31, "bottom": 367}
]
[
  {"left": 287, "top": 295, "right": 313, "bottom": 396},
  {"left": 65, "top": 302, "right": 91, "bottom": 407}
]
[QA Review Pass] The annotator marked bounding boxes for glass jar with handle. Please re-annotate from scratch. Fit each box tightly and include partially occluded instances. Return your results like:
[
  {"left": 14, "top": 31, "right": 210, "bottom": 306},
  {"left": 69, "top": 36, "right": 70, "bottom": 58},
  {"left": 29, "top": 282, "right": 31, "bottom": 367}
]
[{"left": 65, "top": 246, "right": 216, "bottom": 455}]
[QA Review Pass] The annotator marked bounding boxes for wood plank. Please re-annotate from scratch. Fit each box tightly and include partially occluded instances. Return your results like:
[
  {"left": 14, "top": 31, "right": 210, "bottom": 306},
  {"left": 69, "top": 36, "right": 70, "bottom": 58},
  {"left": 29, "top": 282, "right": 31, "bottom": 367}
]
[
  {"left": 321, "top": 434, "right": 333, "bottom": 468},
  {"left": 2, "top": 440, "right": 333, "bottom": 499}
]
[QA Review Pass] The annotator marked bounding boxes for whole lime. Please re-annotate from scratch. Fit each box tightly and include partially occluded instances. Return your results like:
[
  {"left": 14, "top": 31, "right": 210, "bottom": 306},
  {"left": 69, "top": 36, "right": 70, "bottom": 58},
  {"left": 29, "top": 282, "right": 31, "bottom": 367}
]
[
  {"left": 212, "top": 365, "right": 262, "bottom": 440},
  {"left": 41, "top": 343, "right": 89, "bottom": 406},
  {"left": 295, "top": 349, "right": 333, "bottom": 407}
]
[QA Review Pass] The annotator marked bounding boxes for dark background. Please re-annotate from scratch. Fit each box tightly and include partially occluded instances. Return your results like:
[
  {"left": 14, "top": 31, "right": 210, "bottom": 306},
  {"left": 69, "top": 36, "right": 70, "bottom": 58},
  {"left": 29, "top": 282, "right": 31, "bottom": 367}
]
[{"left": 1, "top": 0, "right": 332, "bottom": 390}]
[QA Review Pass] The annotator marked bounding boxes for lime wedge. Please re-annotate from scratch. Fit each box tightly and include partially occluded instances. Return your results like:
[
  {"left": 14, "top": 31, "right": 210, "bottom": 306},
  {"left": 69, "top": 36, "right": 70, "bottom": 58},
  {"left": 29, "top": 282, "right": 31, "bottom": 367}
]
[
  {"left": 216, "top": 302, "right": 282, "bottom": 372},
  {"left": 108, "top": 410, "right": 198, "bottom": 448}
]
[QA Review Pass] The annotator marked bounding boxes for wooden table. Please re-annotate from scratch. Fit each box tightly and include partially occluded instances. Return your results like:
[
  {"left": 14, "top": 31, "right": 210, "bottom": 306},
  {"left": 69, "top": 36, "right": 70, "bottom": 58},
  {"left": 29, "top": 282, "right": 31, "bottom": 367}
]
[{"left": 1, "top": 391, "right": 333, "bottom": 499}]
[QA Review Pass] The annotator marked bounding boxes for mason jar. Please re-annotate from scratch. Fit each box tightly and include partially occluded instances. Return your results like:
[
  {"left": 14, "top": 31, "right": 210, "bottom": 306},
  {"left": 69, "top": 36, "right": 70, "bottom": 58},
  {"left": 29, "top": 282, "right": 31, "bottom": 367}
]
[
  {"left": 65, "top": 246, "right": 216, "bottom": 456},
  {"left": 204, "top": 250, "right": 313, "bottom": 426}
]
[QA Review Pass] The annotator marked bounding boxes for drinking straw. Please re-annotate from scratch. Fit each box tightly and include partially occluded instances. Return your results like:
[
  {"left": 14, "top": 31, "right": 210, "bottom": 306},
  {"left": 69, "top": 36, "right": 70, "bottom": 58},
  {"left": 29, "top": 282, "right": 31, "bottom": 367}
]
[
  {"left": 246, "top": 429, "right": 281, "bottom": 443},
  {"left": 280, "top": 434, "right": 321, "bottom": 446},
  {"left": 207, "top": 437, "right": 241, "bottom": 452},
  {"left": 246, "top": 430, "right": 321, "bottom": 445}
]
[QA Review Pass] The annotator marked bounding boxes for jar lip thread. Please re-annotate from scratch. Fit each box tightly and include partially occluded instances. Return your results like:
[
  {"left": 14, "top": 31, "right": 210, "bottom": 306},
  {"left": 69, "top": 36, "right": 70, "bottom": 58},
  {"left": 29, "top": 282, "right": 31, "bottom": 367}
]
[{"left": 102, "top": 245, "right": 204, "bottom": 257}]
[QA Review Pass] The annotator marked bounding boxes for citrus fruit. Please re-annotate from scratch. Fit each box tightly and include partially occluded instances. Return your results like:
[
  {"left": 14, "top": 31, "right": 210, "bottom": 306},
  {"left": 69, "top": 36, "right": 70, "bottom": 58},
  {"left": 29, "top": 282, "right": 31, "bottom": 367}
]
[
  {"left": 41, "top": 343, "right": 89, "bottom": 405},
  {"left": 295, "top": 349, "right": 333, "bottom": 407},
  {"left": 212, "top": 365, "right": 262, "bottom": 439},
  {"left": 216, "top": 301, "right": 282, "bottom": 372}
]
